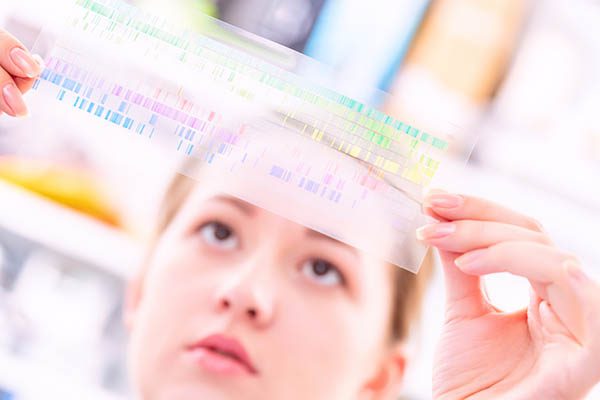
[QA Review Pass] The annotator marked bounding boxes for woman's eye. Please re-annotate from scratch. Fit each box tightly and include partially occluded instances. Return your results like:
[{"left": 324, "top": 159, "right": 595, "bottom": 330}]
[
  {"left": 300, "top": 259, "right": 344, "bottom": 287},
  {"left": 199, "top": 221, "right": 239, "bottom": 250}
]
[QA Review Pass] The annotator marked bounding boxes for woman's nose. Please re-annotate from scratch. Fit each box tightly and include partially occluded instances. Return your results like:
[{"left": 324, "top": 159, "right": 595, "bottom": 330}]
[{"left": 213, "top": 273, "right": 275, "bottom": 328}]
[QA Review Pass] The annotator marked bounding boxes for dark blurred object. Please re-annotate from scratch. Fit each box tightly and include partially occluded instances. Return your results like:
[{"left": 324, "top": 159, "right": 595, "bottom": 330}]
[{"left": 216, "top": 0, "right": 325, "bottom": 51}]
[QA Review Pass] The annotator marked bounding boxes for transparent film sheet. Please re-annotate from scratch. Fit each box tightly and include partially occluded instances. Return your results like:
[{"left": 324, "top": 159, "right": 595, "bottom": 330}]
[{"left": 31, "top": 0, "right": 466, "bottom": 273}]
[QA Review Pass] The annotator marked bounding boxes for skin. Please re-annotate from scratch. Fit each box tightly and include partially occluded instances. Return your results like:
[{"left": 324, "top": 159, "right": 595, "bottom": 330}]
[
  {"left": 0, "top": 30, "right": 41, "bottom": 117},
  {"left": 421, "top": 192, "right": 600, "bottom": 400},
  {"left": 2, "top": 31, "right": 599, "bottom": 399},
  {"left": 125, "top": 184, "right": 406, "bottom": 400}
]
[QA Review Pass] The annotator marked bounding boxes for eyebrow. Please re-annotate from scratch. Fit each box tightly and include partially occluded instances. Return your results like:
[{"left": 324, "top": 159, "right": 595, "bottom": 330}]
[
  {"left": 209, "top": 195, "right": 257, "bottom": 216},
  {"left": 305, "top": 229, "right": 358, "bottom": 255},
  {"left": 208, "top": 195, "right": 358, "bottom": 255}
]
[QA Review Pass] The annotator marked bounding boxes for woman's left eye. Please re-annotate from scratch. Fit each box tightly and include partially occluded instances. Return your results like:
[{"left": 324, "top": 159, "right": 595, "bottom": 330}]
[
  {"left": 199, "top": 221, "right": 239, "bottom": 250},
  {"left": 300, "top": 259, "right": 345, "bottom": 287}
]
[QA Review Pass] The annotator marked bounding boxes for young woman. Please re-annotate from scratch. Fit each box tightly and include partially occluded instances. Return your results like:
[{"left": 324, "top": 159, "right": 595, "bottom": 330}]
[{"left": 1, "top": 30, "right": 599, "bottom": 399}]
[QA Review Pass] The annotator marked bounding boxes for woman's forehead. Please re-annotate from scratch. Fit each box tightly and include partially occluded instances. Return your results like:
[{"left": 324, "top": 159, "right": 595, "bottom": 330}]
[
  {"left": 177, "top": 170, "right": 395, "bottom": 256},
  {"left": 172, "top": 127, "right": 417, "bottom": 269},
  {"left": 183, "top": 187, "right": 344, "bottom": 242}
]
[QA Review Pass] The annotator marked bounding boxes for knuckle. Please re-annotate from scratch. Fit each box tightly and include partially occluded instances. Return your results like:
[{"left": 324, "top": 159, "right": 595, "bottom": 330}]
[
  {"left": 488, "top": 241, "right": 512, "bottom": 261},
  {"left": 532, "top": 231, "right": 553, "bottom": 245},
  {"left": 463, "top": 219, "right": 487, "bottom": 238}
]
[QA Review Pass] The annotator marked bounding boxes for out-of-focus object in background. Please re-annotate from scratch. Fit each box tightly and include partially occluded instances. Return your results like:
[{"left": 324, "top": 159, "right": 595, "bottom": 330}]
[
  {"left": 474, "top": 0, "right": 600, "bottom": 211},
  {"left": 217, "top": 0, "right": 326, "bottom": 52},
  {"left": 591, "top": 117, "right": 600, "bottom": 164},
  {"left": 386, "top": 0, "right": 530, "bottom": 152},
  {"left": 488, "top": 0, "right": 599, "bottom": 138},
  {"left": 304, "top": 0, "right": 431, "bottom": 101},
  {"left": 0, "top": 157, "right": 121, "bottom": 227},
  {"left": 136, "top": 0, "right": 218, "bottom": 26}
]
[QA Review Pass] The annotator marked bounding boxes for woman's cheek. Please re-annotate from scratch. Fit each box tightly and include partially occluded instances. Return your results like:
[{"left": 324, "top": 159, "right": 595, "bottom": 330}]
[
  {"left": 140, "top": 248, "right": 206, "bottom": 333},
  {"left": 283, "top": 288, "right": 360, "bottom": 367},
  {"left": 307, "top": 290, "right": 383, "bottom": 374}
]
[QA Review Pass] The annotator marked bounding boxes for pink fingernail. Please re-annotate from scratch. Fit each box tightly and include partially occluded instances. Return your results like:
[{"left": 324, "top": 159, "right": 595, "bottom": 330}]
[
  {"left": 32, "top": 54, "right": 46, "bottom": 69},
  {"left": 416, "top": 223, "right": 456, "bottom": 240},
  {"left": 455, "top": 249, "right": 487, "bottom": 271},
  {"left": 424, "top": 193, "right": 464, "bottom": 209},
  {"left": 2, "top": 83, "right": 28, "bottom": 117},
  {"left": 10, "top": 47, "right": 42, "bottom": 78}
]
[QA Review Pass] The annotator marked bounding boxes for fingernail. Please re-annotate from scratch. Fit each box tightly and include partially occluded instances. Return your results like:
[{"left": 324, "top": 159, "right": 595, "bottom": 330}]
[
  {"left": 2, "top": 83, "right": 28, "bottom": 117},
  {"left": 455, "top": 249, "right": 487, "bottom": 271},
  {"left": 10, "top": 47, "right": 42, "bottom": 78},
  {"left": 32, "top": 54, "right": 46, "bottom": 70},
  {"left": 424, "top": 193, "right": 463, "bottom": 209},
  {"left": 422, "top": 187, "right": 446, "bottom": 197},
  {"left": 416, "top": 222, "right": 456, "bottom": 240},
  {"left": 565, "top": 260, "right": 588, "bottom": 285}
]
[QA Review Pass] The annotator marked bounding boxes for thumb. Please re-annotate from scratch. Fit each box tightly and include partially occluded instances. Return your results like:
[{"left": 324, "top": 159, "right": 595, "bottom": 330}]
[{"left": 440, "top": 250, "right": 492, "bottom": 321}]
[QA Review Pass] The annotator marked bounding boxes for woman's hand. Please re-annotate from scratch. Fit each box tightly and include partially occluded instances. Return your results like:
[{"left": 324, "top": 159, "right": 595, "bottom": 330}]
[
  {"left": 419, "top": 191, "right": 600, "bottom": 400},
  {"left": 0, "top": 28, "right": 43, "bottom": 117}
]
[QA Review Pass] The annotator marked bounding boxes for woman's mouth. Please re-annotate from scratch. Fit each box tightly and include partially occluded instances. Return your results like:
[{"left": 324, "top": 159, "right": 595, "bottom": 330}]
[{"left": 186, "top": 334, "right": 259, "bottom": 376}]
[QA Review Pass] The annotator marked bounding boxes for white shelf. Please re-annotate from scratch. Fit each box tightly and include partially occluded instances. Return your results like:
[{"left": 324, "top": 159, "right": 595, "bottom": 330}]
[
  {"left": 0, "top": 351, "right": 125, "bottom": 400},
  {"left": 0, "top": 180, "right": 142, "bottom": 279}
]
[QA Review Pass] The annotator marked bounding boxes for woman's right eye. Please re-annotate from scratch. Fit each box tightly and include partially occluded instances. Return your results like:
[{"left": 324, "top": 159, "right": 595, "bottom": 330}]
[{"left": 199, "top": 221, "right": 239, "bottom": 251}]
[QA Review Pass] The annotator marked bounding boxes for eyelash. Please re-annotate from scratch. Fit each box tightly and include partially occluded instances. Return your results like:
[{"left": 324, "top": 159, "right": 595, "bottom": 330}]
[
  {"left": 197, "top": 220, "right": 240, "bottom": 251},
  {"left": 300, "top": 258, "right": 346, "bottom": 287},
  {"left": 195, "top": 219, "right": 348, "bottom": 287}
]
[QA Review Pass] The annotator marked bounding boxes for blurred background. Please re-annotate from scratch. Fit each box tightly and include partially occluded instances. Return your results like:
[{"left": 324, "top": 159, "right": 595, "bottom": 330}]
[{"left": 0, "top": 0, "right": 599, "bottom": 398}]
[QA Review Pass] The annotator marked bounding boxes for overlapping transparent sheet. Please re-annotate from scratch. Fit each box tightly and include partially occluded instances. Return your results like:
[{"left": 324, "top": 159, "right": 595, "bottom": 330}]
[{"left": 30, "top": 0, "right": 463, "bottom": 273}]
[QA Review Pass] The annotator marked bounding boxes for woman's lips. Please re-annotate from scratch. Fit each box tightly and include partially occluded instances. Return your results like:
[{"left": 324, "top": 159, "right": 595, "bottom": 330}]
[{"left": 186, "top": 334, "right": 259, "bottom": 376}]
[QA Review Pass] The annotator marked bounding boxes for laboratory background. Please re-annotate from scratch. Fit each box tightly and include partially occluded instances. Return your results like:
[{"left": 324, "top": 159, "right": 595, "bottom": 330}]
[{"left": 0, "top": 0, "right": 599, "bottom": 399}]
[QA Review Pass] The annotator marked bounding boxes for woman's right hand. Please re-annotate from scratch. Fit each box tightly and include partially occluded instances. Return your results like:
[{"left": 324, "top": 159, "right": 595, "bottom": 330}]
[{"left": 0, "top": 28, "right": 44, "bottom": 117}]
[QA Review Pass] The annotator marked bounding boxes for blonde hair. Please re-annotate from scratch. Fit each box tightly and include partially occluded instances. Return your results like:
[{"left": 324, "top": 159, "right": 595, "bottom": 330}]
[{"left": 150, "top": 161, "right": 433, "bottom": 342}]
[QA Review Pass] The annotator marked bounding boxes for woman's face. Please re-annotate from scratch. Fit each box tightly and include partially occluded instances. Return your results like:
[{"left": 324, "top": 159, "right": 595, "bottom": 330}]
[{"left": 126, "top": 181, "right": 405, "bottom": 400}]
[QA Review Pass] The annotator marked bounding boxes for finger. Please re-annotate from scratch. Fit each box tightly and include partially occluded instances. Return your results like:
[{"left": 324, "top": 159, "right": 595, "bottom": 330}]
[
  {"left": 422, "top": 188, "right": 449, "bottom": 222},
  {"left": 566, "top": 263, "right": 600, "bottom": 349},
  {"left": 425, "top": 192, "right": 497, "bottom": 320},
  {"left": 423, "top": 190, "right": 544, "bottom": 232},
  {"left": 0, "top": 29, "right": 43, "bottom": 79},
  {"left": 454, "top": 242, "right": 588, "bottom": 340},
  {"left": 0, "top": 69, "right": 27, "bottom": 117},
  {"left": 439, "top": 250, "right": 494, "bottom": 321},
  {"left": 15, "top": 76, "right": 36, "bottom": 94},
  {"left": 563, "top": 263, "right": 600, "bottom": 390},
  {"left": 538, "top": 299, "right": 575, "bottom": 341},
  {"left": 417, "top": 220, "right": 552, "bottom": 253},
  {"left": 454, "top": 241, "right": 575, "bottom": 282},
  {"left": 527, "top": 289, "right": 544, "bottom": 342}
]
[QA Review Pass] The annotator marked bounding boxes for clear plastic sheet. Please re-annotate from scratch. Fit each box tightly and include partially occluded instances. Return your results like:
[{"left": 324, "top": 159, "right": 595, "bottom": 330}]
[{"left": 30, "top": 0, "right": 469, "bottom": 272}]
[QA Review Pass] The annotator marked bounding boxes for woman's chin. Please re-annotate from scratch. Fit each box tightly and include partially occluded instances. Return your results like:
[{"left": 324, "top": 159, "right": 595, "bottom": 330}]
[
  {"left": 134, "top": 359, "right": 260, "bottom": 400},
  {"left": 138, "top": 381, "right": 240, "bottom": 400}
]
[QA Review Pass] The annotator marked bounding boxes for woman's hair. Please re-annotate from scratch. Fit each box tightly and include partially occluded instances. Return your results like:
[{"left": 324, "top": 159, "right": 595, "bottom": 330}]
[{"left": 148, "top": 160, "right": 433, "bottom": 343}]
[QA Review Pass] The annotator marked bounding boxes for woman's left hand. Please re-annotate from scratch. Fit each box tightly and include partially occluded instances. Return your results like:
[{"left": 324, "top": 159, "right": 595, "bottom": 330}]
[{"left": 419, "top": 192, "right": 600, "bottom": 400}]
